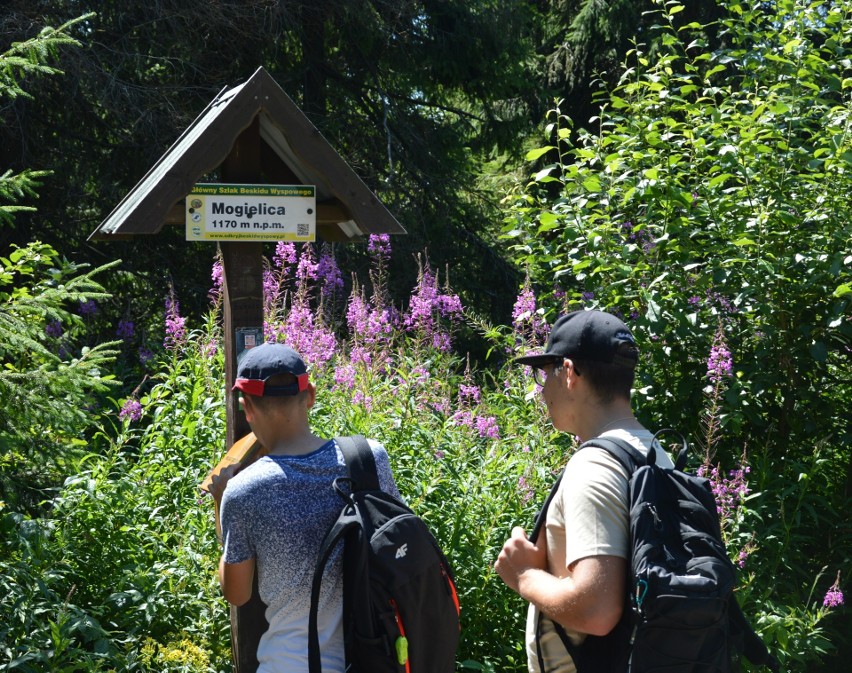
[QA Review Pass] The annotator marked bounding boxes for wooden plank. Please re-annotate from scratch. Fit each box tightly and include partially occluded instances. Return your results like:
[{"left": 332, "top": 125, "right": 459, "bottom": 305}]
[{"left": 220, "top": 118, "right": 267, "bottom": 673}]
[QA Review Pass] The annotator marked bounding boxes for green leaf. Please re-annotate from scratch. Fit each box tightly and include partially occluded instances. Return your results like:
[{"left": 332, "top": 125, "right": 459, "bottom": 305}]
[
  {"left": 833, "top": 282, "right": 851, "bottom": 298},
  {"left": 525, "top": 146, "right": 555, "bottom": 161},
  {"left": 537, "top": 212, "right": 560, "bottom": 232}
]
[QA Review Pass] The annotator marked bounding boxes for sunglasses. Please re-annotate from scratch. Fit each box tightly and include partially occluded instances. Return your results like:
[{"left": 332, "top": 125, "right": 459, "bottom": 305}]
[{"left": 532, "top": 357, "right": 565, "bottom": 387}]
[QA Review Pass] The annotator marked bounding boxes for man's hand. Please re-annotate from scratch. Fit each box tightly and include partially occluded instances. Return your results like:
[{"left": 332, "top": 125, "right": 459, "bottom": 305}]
[
  {"left": 208, "top": 463, "right": 242, "bottom": 505},
  {"left": 495, "top": 526, "right": 547, "bottom": 593}
]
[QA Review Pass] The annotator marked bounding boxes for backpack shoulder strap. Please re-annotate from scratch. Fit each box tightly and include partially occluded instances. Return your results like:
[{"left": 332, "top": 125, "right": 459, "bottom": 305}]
[
  {"left": 530, "top": 470, "right": 564, "bottom": 544},
  {"left": 580, "top": 436, "right": 646, "bottom": 474},
  {"left": 530, "top": 436, "right": 645, "bottom": 544},
  {"left": 336, "top": 434, "right": 380, "bottom": 492}
]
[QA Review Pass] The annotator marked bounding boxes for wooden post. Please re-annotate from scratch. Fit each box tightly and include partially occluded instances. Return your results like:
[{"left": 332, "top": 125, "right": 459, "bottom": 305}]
[{"left": 219, "top": 117, "right": 268, "bottom": 673}]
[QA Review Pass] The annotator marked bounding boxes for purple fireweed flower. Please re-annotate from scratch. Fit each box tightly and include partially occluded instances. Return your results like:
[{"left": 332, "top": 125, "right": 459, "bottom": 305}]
[
  {"left": 451, "top": 410, "right": 475, "bottom": 428},
  {"left": 116, "top": 319, "right": 135, "bottom": 341},
  {"left": 512, "top": 285, "right": 536, "bottom": 326},
  {"left": 736, "top": 539, "right": 756, "bottom": 569},
  {"left": 411, "top": 366, "right": 431, "bottom": 384},
  {"left": 431, "top": 330, "right": 451, "bottom": 352},
  {"left": 518, "top": 475, "right": 534, "bottom": 504},
  {"left": 346, "top": 290, "right": 395, "bottom": 359},
  {"left": 707, "top": 330, "right": 733, "bottom": 383},
  {"left": 707, "top": 290, "right": 736, "bottom": 314},
  {"left": 369, "top": 307, "right": 395, "bottom": 340},
  {"left": 333, "top": 364, "right": 357, "bottom": 390},
  {"left": 352, "top": 390, "right": 373, "bottom": 411},
  {"left": 296, "top": 246, "right": 319, "bottom": 283},
  {"left": 347, "top": 294, "right": 370, "bottom": 335},
  {"left": 459, "top": 384, "right": 481, "bottom": 406},
  {"left": 119, "top": 399, "right": 143, "bottom": 422},
  {"left": 209, "top": 259, "right": 224, "bottom": 303},
  {"left": 273, "top": 241, "right": 297, "bottom": 269},
  {"left": 824, "top": 588, "right": 844, "bottom": 608},
  {"left": 404, "top": 264, "right": 459, "bottom": 351},
  {"left": 46, "top": 319, "right": 63, "bottom": 338},
  {"left": 282, "top": 296, "right": 337, "bottom": 367},
  {"left": 368, "top": 234, "right": 391, "bottom": 262},
  {"left": 475, "top": 415, "right": 500, "bottom": 439},
  {"left": 203, "top": 339, "right": 217, "bottom": 358},
  {"left": 405, "top": 268, "right": 439, "bottom": 333},
  {"left": 263, "top": 268, "right": 280, "bottom": 314},
  {"left": 437, "top": 293, "right": 463, "bottom": 318},
  {"left": 350, "top": 345, "right": 373, "bottom": 367},
  {"left": 317, "top": 250, "right": 344, "bottom": 296},
  {"left": 824, "top": 571, "right": 844, "bottom": 608},
  {"left": 698, "top": 462, "right": 750, "bottom": 520},
  {"left": 512, "top": 281, "right": 548, "bottom": 346},
  {"left": 164, "top": 295, "right": 187, "bottom": 350},
  {"left": 79, "top": 300, "right": 98, "bottom": 317},
  {"left": 737, "top": 549, "right": 749, "bottom": 569}
]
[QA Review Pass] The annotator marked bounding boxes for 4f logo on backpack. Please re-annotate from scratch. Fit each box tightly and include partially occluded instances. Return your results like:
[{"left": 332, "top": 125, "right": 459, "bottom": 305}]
[{"left": 309, "top": 436, "right": 461, "bottom": 673}]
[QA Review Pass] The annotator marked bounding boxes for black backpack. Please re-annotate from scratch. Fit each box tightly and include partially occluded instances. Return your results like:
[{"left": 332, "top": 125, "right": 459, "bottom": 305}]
[
  {"left": 531, "top": 430, "right": 779, "bottom": 673},
  {"left": 308, "top": 435, "right": 461, "bottom": 673}
]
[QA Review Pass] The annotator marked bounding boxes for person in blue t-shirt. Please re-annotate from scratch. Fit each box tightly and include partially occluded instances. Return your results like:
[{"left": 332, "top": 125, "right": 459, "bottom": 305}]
[{"left": 209, "top": 343, "right": 399, "bottom": 673}]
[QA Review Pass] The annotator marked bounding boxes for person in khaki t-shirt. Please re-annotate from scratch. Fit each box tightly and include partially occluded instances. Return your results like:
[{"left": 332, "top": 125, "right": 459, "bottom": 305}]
[{"left": 495, "top": 310, "right": 672, "bottom": 673}]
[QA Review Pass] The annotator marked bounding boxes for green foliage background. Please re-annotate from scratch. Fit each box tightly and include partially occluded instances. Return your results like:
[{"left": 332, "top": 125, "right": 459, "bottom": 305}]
[{"left": 1, "top": 1, "right": 850, "bottom": 672}]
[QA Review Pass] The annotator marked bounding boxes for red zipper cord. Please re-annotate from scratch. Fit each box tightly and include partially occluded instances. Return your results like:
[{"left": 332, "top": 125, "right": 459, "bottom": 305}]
[
  {"left": 443, "top": 564, "right": 462, "bottom": 623},
  {"left": 389, "top": 599, "right": 411, "bottom": 673}
]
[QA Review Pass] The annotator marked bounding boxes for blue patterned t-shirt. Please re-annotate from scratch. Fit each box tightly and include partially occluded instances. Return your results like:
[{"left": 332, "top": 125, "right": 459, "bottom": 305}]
[{"left": 220, "top": 438, "right": 399, "bottom": 673}]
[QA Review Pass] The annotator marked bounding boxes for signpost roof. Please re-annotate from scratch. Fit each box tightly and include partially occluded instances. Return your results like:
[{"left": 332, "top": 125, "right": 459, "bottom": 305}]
[{"left": 89, "top": 66, "right": 405, "bottom": 241}]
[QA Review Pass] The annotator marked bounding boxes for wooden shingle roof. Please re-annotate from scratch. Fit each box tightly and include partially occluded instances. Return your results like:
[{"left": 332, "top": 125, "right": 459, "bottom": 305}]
[{"left": 89, "top": 66, "right": 404, "bottom": 241}]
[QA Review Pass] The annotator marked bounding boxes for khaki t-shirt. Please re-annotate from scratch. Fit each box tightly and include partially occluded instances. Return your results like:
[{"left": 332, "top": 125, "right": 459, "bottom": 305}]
[{"left": 525, "top": 429, "right": 675, "bottom": 673}]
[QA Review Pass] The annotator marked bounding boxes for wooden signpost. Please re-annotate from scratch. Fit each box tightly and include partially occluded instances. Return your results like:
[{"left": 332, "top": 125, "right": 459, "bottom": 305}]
[{"left": 89, "top": 66, "right": 404, "bottom": 672}]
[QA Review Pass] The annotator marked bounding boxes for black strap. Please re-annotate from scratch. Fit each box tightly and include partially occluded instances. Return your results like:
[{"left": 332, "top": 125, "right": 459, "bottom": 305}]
[
  {"left": 336, "top": 434, "right": 380, "bottom": 492},
  {"left": 308, "top": 435, "right": 378, "bottom": 673},
  {"left": 530, "top": 471, "right": 563, "bottom": 545},
  {"left": 580, "top": 436, "right": 646, "bottom": 475},
  {"left": 530, "top": 435, "right": 645, "bottom": 671},
  {"left": 308, "top": 514, "right": 362, "bottom": 673},
  {"left": 530, "top": 436, "right": 645, "bottom": 545}
]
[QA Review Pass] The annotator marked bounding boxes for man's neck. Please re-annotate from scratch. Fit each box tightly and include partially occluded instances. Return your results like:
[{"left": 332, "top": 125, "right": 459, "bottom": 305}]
[
  {"left": 266, "top": 428, "right": 326, "bottom": 456},
  {"left": 575, "top": 401, "right": 641, "bottom": 442}
]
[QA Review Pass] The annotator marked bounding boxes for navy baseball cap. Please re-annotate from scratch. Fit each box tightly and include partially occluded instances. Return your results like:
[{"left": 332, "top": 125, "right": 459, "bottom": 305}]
[
  {"left": 514, "top": 310, "right": 638, "bottom": 369},
  {"left": 232, "top": 343, "right": 309, "bottom": 396}
]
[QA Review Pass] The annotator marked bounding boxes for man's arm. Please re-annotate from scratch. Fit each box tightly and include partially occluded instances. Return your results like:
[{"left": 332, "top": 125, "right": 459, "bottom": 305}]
[
  {"left": 495, "top": 526, "right": 625, "bottom": 636},
  {"left": 209, "top": 463, "right": 255, "bottom": 606},
  {"left": 219, "top": 556, "right": 256, "bottom": 606}
]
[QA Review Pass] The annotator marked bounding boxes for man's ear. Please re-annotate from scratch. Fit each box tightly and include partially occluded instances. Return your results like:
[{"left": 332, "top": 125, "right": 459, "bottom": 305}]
[
  {"left": 304, "top": 382, "right": 317, "bottom": 409},
  {"left": 563, "top": 359, "right": 579, "bottom": 386},
  {"left": 240, "top": 394, "right": 255, "bottom": 421}
]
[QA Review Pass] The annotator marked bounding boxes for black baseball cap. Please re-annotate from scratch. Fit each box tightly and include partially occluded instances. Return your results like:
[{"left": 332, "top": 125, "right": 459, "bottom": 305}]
[
  {"left": 514, "top": 310, "right": 638, "bottom": 369},
  {"left": 232, "top": 343, "right": 309, "bottom": 396}
]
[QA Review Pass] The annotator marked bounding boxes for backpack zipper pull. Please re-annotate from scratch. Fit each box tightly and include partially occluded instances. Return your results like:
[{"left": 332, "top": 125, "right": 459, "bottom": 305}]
[
  {"left": 647, "top": 503, "right": 662, "bottom": 530},
  {"left": 390, "top": 599, "right": 411, "bottom": 671}
]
